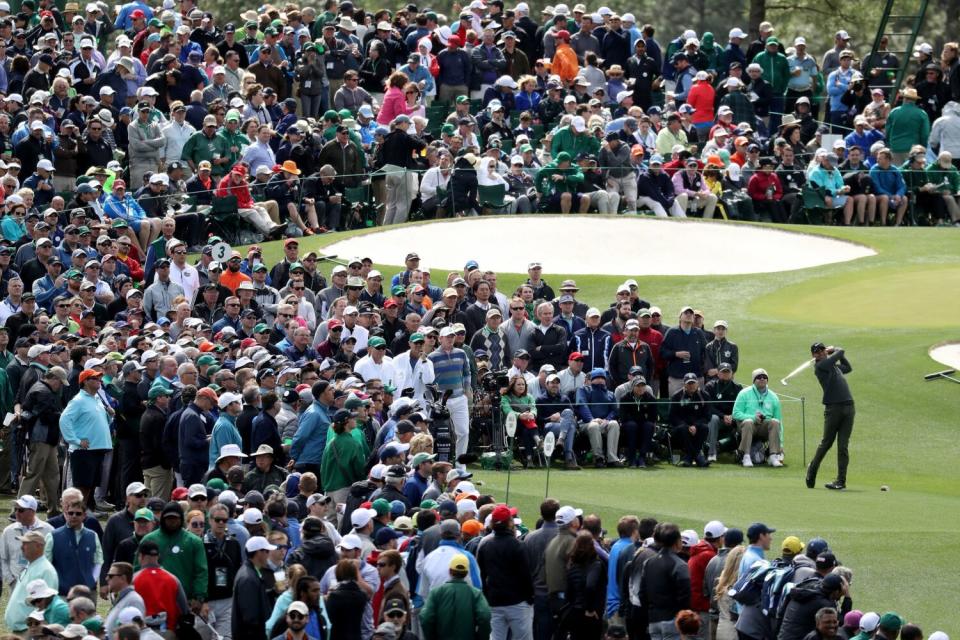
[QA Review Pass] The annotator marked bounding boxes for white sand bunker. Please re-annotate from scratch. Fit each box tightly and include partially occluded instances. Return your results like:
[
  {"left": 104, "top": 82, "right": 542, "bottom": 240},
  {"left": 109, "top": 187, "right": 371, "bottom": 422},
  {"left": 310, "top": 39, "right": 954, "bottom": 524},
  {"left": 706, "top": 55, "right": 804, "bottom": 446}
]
[
  {"left": 929, "top": 343, "right": 960, "bottom": 370},
  {"left": 327, "top": 217, "right": 875, "bottom": 275}
]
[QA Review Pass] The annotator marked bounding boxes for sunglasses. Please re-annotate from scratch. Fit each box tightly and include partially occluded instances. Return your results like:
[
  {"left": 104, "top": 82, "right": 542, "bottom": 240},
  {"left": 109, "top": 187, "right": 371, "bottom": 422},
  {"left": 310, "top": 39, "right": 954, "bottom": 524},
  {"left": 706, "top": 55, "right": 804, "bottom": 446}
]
[
  {"left": 173, "top": 250, "right": 186, "bottom": 255},
  {"left": 66, "top": 511, "right": 84, "bottom": 517},
  {"left": 288, "top": 612, "right": 306, "bottom": 620},
  {"left": 386, "top": 611, "right": 405, "bottom": 618},
  {"left": 106, "top": 573, "right": 123, "bottom": 578},
  {"left": 213, "top": 517, "right": 228, "bottom": 523},
  {"left": 755, "top": 375, "right": 769, "bottom": 380}
]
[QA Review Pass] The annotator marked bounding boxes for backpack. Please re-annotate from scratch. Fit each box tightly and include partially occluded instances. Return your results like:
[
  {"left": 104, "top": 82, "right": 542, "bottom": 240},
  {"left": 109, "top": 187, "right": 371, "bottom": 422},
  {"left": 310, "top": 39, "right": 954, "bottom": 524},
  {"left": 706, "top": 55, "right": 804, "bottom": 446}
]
[
  {"left": 760, "top": 560, "right": 796, "bottom": 622},
  {"left": 729, "top": 558, "right": 772, "bottom": 606}
]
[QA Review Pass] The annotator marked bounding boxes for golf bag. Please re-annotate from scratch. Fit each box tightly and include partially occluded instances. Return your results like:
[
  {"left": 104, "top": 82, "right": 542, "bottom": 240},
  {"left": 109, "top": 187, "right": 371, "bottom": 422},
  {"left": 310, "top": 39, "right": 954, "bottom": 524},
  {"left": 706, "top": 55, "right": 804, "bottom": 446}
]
[{"left": 424, "top": 385, "right": 453, "bottom": 463}]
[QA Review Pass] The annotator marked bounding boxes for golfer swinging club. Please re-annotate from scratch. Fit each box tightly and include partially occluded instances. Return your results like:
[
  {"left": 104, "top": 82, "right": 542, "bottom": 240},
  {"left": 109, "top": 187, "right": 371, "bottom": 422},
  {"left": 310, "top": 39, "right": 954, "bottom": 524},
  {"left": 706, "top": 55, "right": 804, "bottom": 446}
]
[{"left": 806, "top": 342, "right": 855, "bottom": 490}]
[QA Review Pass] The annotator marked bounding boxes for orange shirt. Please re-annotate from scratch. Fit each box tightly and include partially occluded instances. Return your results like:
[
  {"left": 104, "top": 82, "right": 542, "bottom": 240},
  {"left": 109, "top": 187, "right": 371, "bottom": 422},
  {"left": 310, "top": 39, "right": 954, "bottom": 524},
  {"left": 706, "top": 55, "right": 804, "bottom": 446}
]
[
  {"left": 220, "top": 270, "right": 251, "bottom": 294},
  {"left": 552, "top": 43, "right": 579, "bottom": 85}
]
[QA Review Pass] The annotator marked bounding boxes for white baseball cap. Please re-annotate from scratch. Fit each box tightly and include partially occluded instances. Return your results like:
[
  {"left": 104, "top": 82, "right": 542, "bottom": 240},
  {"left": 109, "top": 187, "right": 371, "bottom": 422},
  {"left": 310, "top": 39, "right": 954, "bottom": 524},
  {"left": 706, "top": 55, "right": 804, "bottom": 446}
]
[
  {"left": 351, "top": 507, "right": 377, "bottom": 529},
  {"left": 241, "top": 508, "right": 264, "bottom": 525},
  {"left": 218, "top": 391, "right": 242, "bottom": 409},
  {"left": 15, "top": 495, "right": 38, "bottom": 511},
  {"left": 681, "top": 529, "right": 700, "bottom": 547},
  {"left": 339, "top": 533, "right": 363, "bottom": 550},
  {"left": 555, "top": 505, "right": 583, "bottom": 526},
  {"left": 703, "top": 520, "right": 727, "bottom": 539},
  {"left": 571, "top": 116, "right": 586, "bottom": 132},
  {"left": 729, "top": 27, "right": 747, "bottom": 39},
  {"left": 245, "top": 535, "right": 277, "bottom": 553}
]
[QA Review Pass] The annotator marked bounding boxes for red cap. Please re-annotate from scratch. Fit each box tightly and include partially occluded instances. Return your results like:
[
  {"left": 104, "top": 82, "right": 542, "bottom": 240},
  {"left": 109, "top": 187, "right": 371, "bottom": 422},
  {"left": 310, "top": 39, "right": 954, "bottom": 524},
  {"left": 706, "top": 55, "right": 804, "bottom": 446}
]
[
  {"left": 568, "top": 351, "right": 584, "bottom": 361},
  {"left": 113, "top": 179, "right": 126, "bottom": 189},
  {"left": 413, "top": 285, "right": 426, "bottom": 294},
  {"left": 240, "top": 338, "right": 256, "bottom": 349},
  {"left": 447, "top": 35, "right": 462, "bottom": 47},
  {"left": 631, "top": 144, "right": 645, "bottom": 157},
  {"left": 199, "top": 341, "right": 215, "bottom": 352},
  {"left": 130, "top": 9, "right": 144, "bottom": 18},
  {"left": 284, "top": 238, "right": 299, "bottom": 247},
  {"left": 171, "top": 487, "right": 189, "bottom": 500},
  {"left": 491, "top": 504, "right": 517, "bottom": 523},
  {"left": 328, "top": 318, "right": 343, "bottom": 329},
  {"left": 295, "top": 383, "right": 311, "bottom": 392},
  {"left": 383, "top": 299, "right": 398, "bottom": 309},
  {"left": 40, "top": 9, "right": 53, "bottom": 17},
  {"left": 556, "top": 29, "right": 570, "bottom": 40},
  {"left": 360, "top": 501, "right": 372, "bottom": 509},
  {"left": 79, "top": 369, "right": 103, "bottom": 384},
  {"left": 196, "top": 387, "right": 219, "bottom": 404}
]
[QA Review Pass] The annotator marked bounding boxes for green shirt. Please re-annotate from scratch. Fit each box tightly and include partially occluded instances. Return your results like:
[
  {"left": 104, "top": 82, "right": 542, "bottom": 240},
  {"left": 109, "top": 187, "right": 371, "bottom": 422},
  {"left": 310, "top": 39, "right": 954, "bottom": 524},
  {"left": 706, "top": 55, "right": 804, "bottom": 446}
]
[
  {"left": 535, "top": 162, "right": 585, "bottom": 197},
  {"left": 137, "top": 528, "right": 209, "bottom": 601},
  {"left": 551, "top": 126, "right": 600, "bottom": 160}
]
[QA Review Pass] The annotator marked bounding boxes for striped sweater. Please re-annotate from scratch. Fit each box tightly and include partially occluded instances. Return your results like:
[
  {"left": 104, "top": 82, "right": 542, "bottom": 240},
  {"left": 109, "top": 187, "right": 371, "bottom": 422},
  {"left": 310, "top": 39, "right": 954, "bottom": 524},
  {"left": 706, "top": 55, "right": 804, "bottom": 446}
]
[{"left": 428, "top": 347, "right": 472, "bottom": 397}]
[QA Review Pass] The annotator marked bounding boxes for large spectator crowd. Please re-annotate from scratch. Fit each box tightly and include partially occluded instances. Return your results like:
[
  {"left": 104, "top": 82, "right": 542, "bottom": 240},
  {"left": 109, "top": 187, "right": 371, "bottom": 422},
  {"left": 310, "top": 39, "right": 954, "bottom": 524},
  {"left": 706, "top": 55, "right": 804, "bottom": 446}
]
[
  {"left": 0, "top": 0, "right": 954, "bottom": 231},
  {"left": 0, "top": 0, "right": 950, "bottom": 639}
]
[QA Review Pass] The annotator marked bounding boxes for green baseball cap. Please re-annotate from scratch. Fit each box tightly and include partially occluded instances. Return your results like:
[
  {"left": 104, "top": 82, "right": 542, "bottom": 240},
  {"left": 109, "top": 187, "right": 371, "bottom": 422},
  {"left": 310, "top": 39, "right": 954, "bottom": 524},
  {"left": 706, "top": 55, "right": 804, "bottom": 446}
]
[
  {"left": 368, "top": 336, "right": 387, "bottom": 348},
  {"left": 323, "top": 109, "right": 339, "bottom": 121},
  {"left": 196, "top": 354, "right": 217, "bottom": 366},
  {"left": 371, "top": 498, "right": 391, "bottom": 516},
  {"left": 289, "top": 261, "right": 305, "bottom": 272},
  {"left": 420, "top": 499, "right": 438, "bottom": 510},
  {"left": 456, "top": 95, "right": 469, "bottom": 104},
  {"left": 254, "top": 323, "right": 270, "bottom": 334},
  {"left": 65, "top": 269, "right": 82, "bottom": 279},
  {"left": 441, "top": 123, "right": 455, "bottom": 135},
  {"left": 338, "top": 108, "right": 352, "bottom": 120},
  {"left": 409, "top": 332, "right": 425, "bottom": 343},
  {"left": 148, "top": 383, "right": 174, "bottom": 400},
  {"left": 225, "top": 109, "right": 241, "bottom": 122},
  {"left": 112, "top": 218, "right": 129, "bottom": 228},
  {"left": 134, "top": 507, "right": 155, "bottom": 521},
  {"left": 410, "top": 452, "right": 436, "bottom": 467},
  {"left": 391, "top": 285, "right": 405, "bottom": 295},
  {"left": 149, "top": 18, "right": 162, "bottom": 27},
  {"left": 520, "top": 144, "right": 534, "bottom": 153},
  {"left": 206, "top": 478, "right": 227, "bottom": 491}
]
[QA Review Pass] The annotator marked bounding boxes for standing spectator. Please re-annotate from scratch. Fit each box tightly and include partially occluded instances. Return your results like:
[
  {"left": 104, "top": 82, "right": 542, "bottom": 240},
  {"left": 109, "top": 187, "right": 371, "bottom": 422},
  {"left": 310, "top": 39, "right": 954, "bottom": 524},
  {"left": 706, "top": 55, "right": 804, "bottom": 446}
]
[
  {"left": 133, "top": 540, "right": 189, "bottom": 631},
  {"left": 564, "top": 530, "right": 606, "bottom": 640},
  {"left": 476, "top": 504, "right": 534, "bottom": 640},
  {"left": 3, "top": 531, "right": 57, "bottom": 633},
  {"left": 660, "top": 307, "right": 708, "bottom": 397},
  {"left": 321, "top": 409, "right": 367, "bottom": 505},
  {"left": 232, "top": 536, "right": 277, "bottom": 640},
  {"left": 178, "top": 386, "right": 218, "bottom": 485},
  {"left": 59, "top": 368, "right": 112, "bottom": 509},
  {"left": 17, "top": 367, "right": 67, "bottom": 510},
  {"left": 420, "top": 554, "right": 492, "bottom": 640},
  {"left": 640, "top": 523, "right": 691, "bottom": 640},
  {"left": 44, "top": 497, "right": 103, "bottom": 596},
  {"left": 203, "top": 503, "right": 244, "bottom": 640},
  {"left": 138, "top": 501, "right": 208, "bottom": 607},
  {"left": 886, "top": 88, "right": 931, "bottom": 164}
]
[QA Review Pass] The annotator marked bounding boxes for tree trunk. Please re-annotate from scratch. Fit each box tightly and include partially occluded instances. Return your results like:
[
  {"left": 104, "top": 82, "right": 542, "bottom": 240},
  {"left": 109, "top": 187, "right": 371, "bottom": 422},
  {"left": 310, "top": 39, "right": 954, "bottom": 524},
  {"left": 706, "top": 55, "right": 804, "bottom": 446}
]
[{"left": 748, "top": 0, "right": 766, "bottom": 38}]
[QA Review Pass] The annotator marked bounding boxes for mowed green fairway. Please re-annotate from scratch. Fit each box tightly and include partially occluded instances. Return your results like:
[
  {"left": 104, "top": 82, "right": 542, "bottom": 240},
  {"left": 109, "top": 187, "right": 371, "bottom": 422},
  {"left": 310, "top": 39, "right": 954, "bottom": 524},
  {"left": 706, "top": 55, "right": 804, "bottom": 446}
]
[{"left": 34, "top": 221, "right": 941, "bottom": 633}]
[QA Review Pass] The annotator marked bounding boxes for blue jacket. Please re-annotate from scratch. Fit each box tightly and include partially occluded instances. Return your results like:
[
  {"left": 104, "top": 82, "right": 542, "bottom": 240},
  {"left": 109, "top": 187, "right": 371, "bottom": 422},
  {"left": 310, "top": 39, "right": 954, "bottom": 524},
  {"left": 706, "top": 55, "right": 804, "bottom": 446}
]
[
  {"left": 32, "top": 274, "right": 68, "bottom": 311},
  {"left": 179, "top": 402, "right": 211, "bottom": 465},
  {"left": 660, "top": 325, "right": 708, "bottom": 379},
  {"left": 844, "top": 128, "right": 884, "bottom": 152},
  {"left": 576, "top": 384, "right": 617, "bottom": 421},
  {"left": 399, "top": 63, "right": 435, "bottom": 94},
  {"left": 570, "top": 326, "right": 612, "bottom": 372},
  {"left": 289, "top": 400, "right": 331, "bottom": 465},
  {"left": 437, "top": 48, "right": 472, "bottom": 88},
  {"left": 869, "top": 164, "right": 906, "bottom": 196},
  {"left": 403, "top": 471, "right": 430, "bottom": 506}
]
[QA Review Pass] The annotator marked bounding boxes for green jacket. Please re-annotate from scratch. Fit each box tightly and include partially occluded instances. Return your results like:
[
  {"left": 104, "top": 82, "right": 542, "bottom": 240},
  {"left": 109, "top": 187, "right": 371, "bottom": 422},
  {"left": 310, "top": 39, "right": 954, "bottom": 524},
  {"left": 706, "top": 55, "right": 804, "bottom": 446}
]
[
  {"left": 732, "top": 384, "right": 784, "bottom": 427},
  {"left": 924, "top": 162, "right": 960, "bottom": 192},
  {"left": 752, "top": 50, "right": 790, "bottom": 94},
  {"left": 212, "top": 127, "right": 249, "bottom": 176},
  {"left": 535, "top": 162, "right": 585, "bottom": 198},
  {"left": 885, "top": 103, "right": 930, "bottom": 153},
  {"left": 320, "top": 430, "right": 367, "bottom": 493},
  {"left": 138, "top": 528, "right": 209, "bottom": 601},
  {"left": 551, "top": 126, "right": 600, "bottom": 160},
  {"left": 43, "top": 596, "right": 71, "bottom": 626},
  {"left": 180, "top": 130, "right": 219, "bottom": 172},
  {"left": 500, "top": 392, "right": 537, "bottom": 418},
  {"left": 420, "top": 578, "right": 492, "bottom": 640}
]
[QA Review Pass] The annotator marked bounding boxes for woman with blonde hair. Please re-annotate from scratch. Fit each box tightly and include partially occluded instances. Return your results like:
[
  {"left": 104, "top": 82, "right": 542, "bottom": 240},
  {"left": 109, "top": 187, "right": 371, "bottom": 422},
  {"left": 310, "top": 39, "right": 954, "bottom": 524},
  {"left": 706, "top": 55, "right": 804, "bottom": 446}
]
[
  {"left": 714, "top": 545, "right": 746, "bottom": 640},
  {"left": 264, "top": 564, "right": 308, "bottom": 635},
  {"left": 516, "top": 75, "right": 541, "bottom": 112},
  {"left": 408, "top": 432, "right": 435, "bottom": 457}
]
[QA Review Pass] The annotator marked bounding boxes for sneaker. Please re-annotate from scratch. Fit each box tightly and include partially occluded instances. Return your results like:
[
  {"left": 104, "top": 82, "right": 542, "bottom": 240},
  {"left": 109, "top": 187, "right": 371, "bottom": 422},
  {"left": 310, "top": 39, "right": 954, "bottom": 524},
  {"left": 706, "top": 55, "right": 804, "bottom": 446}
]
[
  {"left": 707, "top": 454, "right": 717, "bottom": 463},
  {"left": 742, "top": 456, "right": 754, "bottom": 467},
  {"left": 805, "top": 475, "right": 816, "bottom": 489},
  {"left": 564, "top": 460, "right": 581, "bottom": 471},
  {"left": 770, "top": 454, "right": 783, "bottom": 467},
  {"left": 824, "top": 481, "right": 846, "bottom": 490},
  {"left": 95, "top": 500, "right": 115, "bottom": 511}
]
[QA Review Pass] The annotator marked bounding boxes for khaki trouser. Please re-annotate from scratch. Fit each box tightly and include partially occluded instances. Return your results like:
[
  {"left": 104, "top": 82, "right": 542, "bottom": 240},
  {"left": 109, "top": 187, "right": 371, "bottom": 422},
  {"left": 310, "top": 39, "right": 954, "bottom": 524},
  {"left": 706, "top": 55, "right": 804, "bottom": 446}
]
[
  {"left": 580, "top": 419, "right": 620, "bottom": 463},
  {"left": 239, "top": 207, "right": 276, "bottom": 234},
  {"left": 19, "top": 442, "right": 60, "bottom": 508},
  {"left": 438, "top": 84, "right": 468, "bottom": 104},
  {"left": 607, "top": 175, "right": 637, "bottom": 212},
  {"left": 382, "top": 164, "right": 413, "bottom": 225},
  {"left": 260, "top": 199, "right": 281, "bottom": 225},
  {"left": 143, "top": 465, "right": 174, "bottom": 503},
  {"left": 738, "top": 418, "right": 782, "bottom": 455},
  {"left": 675, "top": 192, "right": 718, "bottom": 218}
]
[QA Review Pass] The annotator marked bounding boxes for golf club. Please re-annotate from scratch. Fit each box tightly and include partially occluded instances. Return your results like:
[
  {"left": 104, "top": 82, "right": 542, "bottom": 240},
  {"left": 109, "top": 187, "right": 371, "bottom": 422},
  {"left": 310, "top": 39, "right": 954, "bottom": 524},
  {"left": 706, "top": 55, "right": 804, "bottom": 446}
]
[{"left": 780, "top": 358, "right": 814, "bottom": 386}]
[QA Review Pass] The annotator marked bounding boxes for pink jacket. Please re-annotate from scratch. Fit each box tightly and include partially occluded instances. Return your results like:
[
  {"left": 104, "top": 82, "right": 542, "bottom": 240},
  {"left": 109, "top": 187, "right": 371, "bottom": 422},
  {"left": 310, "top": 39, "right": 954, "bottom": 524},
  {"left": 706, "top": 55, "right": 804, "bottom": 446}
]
[{"left": 377, "top": 86, "right": 415, "bottom": 125}]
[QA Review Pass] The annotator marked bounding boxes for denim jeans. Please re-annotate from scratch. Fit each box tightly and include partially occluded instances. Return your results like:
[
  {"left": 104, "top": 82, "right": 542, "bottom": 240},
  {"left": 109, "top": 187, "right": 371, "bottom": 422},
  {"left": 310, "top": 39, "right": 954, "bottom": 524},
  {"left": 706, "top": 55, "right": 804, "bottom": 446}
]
[
  {"left": 545, "top": 409, "right": 577, "bottom": 460},
  {"left": 649, "top": 619, "right": 682, "bottom": 640},
  {"left": 491, "top": 602, "right": 534, "bottom": 640}
]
